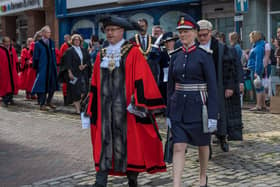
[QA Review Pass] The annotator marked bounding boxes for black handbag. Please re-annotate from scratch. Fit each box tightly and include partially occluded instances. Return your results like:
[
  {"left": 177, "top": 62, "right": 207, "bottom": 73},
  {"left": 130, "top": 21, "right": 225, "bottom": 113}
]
[
  {"left": 164, "top": 127, "right": 173, "bottom": 164},
  {"left": 80, "top": 94, "right": 89, "bottom": 116}
]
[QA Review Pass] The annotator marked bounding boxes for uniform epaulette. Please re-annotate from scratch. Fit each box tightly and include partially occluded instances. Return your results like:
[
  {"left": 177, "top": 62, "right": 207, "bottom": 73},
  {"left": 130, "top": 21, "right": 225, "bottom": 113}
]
[
  {"left": 168, "top": 47, "right": 182, "bottom": 56},
  {"left": 198, "top": 45, "right": 213, "bottom": 54}
]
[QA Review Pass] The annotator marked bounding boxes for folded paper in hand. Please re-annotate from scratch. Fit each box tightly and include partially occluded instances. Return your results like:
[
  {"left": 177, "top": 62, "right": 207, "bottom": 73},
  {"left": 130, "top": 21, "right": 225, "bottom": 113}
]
[
  {"left": 81, "top": 112, "right": 90, "bottom": 129},
  {"left": 69, "top": 76, "right": 78, "bottom": 85},
  {"left": 127, "top": 103, "right": 147, "bottom": 118}
]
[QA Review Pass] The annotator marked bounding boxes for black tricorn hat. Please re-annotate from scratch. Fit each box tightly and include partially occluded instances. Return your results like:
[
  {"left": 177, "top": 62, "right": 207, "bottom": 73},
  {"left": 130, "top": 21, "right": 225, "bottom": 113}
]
[
  {"left": 160, "top": 32, "right": 178, "bottom": 46},
  {"left": 99, "top": 15, "right": 142, "bottom": 32}
]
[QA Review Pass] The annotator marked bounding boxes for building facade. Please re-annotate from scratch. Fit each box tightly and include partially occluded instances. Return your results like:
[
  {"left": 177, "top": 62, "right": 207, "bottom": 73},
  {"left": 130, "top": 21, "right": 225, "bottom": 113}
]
[
  {"left": 202, "top": 0, "right": 280, "bottom": 49},
  {"left": 55, "top": 0, "right": 201, "bottom": 45},
  {"left": 55, "top": 0, "right": 280, "bottom": 49},
  {"left": 0, "top": 0, "right": 58, "bottom": 48}
]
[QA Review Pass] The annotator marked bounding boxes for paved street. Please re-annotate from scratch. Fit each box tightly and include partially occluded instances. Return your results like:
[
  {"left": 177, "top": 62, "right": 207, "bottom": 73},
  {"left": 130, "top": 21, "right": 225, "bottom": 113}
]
[{"left": 1, "top": 91, "right": 280, "bottom": 187}]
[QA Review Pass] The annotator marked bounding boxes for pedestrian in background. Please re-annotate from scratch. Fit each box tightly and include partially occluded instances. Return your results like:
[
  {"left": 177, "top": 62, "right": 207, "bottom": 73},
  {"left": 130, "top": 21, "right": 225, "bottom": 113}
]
[
  {"left": 0, "top": 37, "right": 19, "bottom": 107},
  {"left": 158, "top": 32, "right": 178, "bottom": 104},
  {"left": 59, "top": 34, "right": 72, "bottom": 105},
  {"left": 167, "top": 14, "right": 218, "bottom": 187},
  {"left": 19, "top": 37, "right": 34, "bottom": 99},
  {"left": 197, "top": 20, "right": 236, "bottom": 153},
  {"left": 32, "top": 25, "right": 59, "bottom": 111},
  {"left": 247, "top": 31, "right": 265, "bottom": 111},
  {"left": 63, "top": 34, "right": 91, "bottom": 114},
  {"left": 88, "top": 35, "right": 100, "bottom": 64}
]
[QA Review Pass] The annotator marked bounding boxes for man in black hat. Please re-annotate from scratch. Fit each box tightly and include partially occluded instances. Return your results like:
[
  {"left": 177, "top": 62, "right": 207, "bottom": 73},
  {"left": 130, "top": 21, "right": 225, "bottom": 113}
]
[
  {"left": 86, "top": 15, "right": 166, "bottom": 187},
  {"left": 158, "top": 32, "right": 178, "bottom": 104}
]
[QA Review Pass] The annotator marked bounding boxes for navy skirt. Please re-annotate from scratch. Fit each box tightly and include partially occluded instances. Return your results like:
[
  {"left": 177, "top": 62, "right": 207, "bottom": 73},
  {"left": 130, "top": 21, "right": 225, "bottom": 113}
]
[{"left": 171, "top": 120, "right": 210, "bottom": 146}]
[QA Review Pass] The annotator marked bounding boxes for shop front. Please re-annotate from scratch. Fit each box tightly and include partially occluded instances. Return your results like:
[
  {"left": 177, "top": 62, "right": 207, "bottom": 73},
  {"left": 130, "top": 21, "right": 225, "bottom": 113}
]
[
  {"left": 0, "top": 0, "right": 58, "bottom": 48},
  {"left": 55, "top": 0, "right": 201, "bottom": 45}
]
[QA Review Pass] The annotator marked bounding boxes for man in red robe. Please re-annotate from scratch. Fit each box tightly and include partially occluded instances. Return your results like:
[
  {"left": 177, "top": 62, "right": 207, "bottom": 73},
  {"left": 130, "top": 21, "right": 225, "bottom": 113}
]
[
  {"left": 0, "top": 36, "right": 19, "bottom": 107},
  {"left": 59, "top": 34, "right": 71, "bottom": 105},
  {"left": 86, "top": 15, "right": 166, "bottom": 187}
]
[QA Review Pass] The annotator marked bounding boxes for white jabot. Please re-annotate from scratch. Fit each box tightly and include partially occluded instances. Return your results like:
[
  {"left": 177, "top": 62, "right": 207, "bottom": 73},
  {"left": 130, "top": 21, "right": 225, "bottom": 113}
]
[
  {"left": 100, "top": 39, "right": 125, "bottom": 69},
  {"left": 73, "top": 45, "right": 83, "bottom": 64}
]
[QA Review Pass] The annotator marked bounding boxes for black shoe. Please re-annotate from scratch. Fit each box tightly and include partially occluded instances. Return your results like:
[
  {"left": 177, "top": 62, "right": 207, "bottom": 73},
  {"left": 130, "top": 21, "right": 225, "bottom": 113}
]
[
  {"left": 200, "top": 176, "right": 208, "bottom": 187},
  {"left": 1, "top": 102, "right": 8, "bottom": 107},
  {"left": 64, "top": 96, "right": 68, "bottom": 106},
  {"left": 92, "top": 183, "right": 105, "bottom": 187},
  {"left": 9, "top": 100, "right": 15, "bottom": 105},
  {"left": 220, "top": 140, "right": 229, "bottom": 152},
  {"left": 128, "top": 179, "right": 138, "bottom": 187},
  {"left": 127, "top": 171, "right": 138, "bottom": 187}
]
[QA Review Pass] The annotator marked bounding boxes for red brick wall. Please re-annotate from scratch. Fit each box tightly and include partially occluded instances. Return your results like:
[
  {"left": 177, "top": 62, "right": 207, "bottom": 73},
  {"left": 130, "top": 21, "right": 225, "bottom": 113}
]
[
  {"left": 1, "top": 16, "right": 16, "bottom": 40},
  {"left": 0, "top": 0, "right": 58, "bottom": 47}
]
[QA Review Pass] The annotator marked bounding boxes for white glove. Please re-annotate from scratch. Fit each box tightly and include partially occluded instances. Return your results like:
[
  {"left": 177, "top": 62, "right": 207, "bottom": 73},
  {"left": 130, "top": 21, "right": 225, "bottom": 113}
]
[
  {"left": 166, "top": 118, "right": 172, "bottom": 128},
  {"left": 208, "top": 119, "right": 217, "bottom": 133}
]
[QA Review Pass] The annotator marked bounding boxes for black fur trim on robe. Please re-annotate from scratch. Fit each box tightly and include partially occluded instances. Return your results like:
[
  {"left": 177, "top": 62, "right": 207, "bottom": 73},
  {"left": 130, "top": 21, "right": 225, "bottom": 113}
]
[
  {"left": 90, "top": 86, "right": 97, "bottom": 125},
  {"left": 135, "top": 79, "right": 164, "bottom": 107}
]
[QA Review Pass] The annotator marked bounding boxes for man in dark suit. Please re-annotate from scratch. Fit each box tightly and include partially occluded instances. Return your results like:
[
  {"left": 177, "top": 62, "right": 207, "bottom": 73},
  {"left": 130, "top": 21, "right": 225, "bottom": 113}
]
[{"left": 130, "top": 19, "right": 161, "bottom": 83}]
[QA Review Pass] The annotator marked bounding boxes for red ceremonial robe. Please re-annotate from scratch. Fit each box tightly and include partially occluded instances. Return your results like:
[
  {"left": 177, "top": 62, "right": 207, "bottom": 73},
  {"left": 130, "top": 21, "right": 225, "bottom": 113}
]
[
  {"left": 87, "top": 43, "right": 166, "bottom": 175},
  {"left": 25, "top": 42, "right": 37, "bottom": 92},
  {"left": 19, "top": 47, "right": 31, "bottom": 90},
  {"left": 0, "top": 46, "right": 19, "bottom": 96},
  {"left": 59, "top": 42, "right": 71, "bottom": 96}
]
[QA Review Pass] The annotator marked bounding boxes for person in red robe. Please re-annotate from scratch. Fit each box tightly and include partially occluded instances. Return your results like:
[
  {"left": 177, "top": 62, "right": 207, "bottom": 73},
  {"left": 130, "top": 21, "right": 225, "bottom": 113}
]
[
  {"left": 59, "top": 34, "right": 71, "bottom": 105},
  {"left": 86, "top": 15, "right": 166, "bottom": 187},
  {"left": 19, "top": 37, "right": 34, "bottom": 99},
  {"left": 0, "top": 36, "right": 19, "bottom": 107}
]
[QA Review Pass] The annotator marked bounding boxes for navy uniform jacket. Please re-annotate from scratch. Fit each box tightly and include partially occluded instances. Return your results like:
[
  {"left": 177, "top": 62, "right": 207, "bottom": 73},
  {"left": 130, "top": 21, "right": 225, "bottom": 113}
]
[{"left": 167, "top": 44, "right": 218, "bottom": 123}]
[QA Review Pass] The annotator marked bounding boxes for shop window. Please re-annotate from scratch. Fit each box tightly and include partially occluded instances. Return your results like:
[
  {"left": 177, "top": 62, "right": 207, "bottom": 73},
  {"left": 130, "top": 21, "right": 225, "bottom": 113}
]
[
  {"left": 160, "top": 11, "right": 184, "bottom": 33},
  {"left": 72, "top": 19, "right": 95, "bottom": 43},
  {"left": 271, "top": 14, "right": 280, "bottom": 39},
  {"left": 270, "top": 0, "right": 280, "bottom": 12},
  {"left": 126, "top": 13, "right": 154, "bottom": 39}
]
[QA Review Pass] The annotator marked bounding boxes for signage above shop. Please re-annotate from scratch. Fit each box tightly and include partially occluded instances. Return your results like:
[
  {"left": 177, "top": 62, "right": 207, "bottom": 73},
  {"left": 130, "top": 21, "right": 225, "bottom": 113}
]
[
  {"left": 67, "top": 0, "right": 118, "bottom": 9},
  {"left": 235, "top": 0, "right": 249, "bottom": 13},
  {"left": 66, "top": 0, "right": 144, "bottom": 9},
  {"left": 0, "top": 0, "right": 43, "bottom": 16}
]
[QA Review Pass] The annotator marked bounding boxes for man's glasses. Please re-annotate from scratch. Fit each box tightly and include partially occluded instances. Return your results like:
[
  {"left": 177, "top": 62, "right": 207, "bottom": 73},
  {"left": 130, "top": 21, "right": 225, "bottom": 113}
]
[
  {"left": 104, "top": 27, "right": 122, "bottom": 33},
  {"left": 198, "top": 32, "right": 210, "bottom": 38}
]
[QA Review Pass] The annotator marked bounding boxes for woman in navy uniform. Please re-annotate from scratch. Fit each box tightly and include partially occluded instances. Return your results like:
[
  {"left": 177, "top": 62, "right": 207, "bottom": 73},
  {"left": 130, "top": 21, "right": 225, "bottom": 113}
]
[{"left": 167, "top": 14, "right": 218, "bottom": 187}]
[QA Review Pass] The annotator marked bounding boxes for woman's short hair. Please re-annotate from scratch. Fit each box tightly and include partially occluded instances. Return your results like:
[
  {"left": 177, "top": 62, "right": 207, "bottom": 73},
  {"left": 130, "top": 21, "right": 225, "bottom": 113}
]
[
  {"left": 249, "top": 31, "right": 262, "bottom": 43},
  {"left": 229, "top": 32, "right": 239, "bottom": 44},
  {"left": 71, "top": 34, "right": 83, "bottom": 45}
]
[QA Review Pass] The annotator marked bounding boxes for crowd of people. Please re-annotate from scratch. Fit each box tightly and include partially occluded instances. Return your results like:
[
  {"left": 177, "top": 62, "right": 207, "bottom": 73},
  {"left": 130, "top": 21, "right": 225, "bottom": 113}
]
[{"left": 1, "top": 13, "right": 280, "bottom": 187}]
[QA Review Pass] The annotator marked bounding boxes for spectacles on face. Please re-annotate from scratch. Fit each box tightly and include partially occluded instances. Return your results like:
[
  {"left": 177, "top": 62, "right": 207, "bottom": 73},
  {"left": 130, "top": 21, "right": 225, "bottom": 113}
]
[
  {"left": 198, "top": 32, "right": 210, "bottom": 38},
  {"left": 104, "top": 27, "right": 122, "bottom": 33}
]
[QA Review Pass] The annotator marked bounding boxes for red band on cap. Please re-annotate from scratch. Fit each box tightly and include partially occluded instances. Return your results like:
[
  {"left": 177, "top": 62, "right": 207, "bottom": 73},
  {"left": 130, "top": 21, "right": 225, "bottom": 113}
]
[{"left": 178, "top": 20, "right": 194, "bottom": 28}]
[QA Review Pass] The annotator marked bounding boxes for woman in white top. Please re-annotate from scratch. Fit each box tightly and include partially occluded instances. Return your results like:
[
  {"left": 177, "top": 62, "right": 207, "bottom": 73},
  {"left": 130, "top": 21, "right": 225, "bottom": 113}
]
[{"left": 64, "top": 34, "right": 92, "bottom": 113}]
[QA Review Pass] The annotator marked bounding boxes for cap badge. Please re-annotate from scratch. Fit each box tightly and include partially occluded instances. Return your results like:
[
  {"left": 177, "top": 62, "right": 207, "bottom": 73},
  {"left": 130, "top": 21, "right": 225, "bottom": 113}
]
[{"left": 180, "top": 17, "right": 185, "bottom": 25}]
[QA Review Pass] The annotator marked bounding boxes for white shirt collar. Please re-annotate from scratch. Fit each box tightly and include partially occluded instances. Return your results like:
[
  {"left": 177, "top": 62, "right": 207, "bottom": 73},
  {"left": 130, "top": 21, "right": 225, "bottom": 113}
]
[
  {"left": 108, "top": 39, "right": 125, "bottom": 50},
  {"left": 200, "top": 40, "right": 211, "bottom": 50}
]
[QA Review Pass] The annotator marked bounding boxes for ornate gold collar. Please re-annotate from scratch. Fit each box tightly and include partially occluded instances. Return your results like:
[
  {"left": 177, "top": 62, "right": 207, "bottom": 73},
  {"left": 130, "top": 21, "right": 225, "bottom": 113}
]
[{"left": 135, "top": 34, "right": 152, "bottom": 56}]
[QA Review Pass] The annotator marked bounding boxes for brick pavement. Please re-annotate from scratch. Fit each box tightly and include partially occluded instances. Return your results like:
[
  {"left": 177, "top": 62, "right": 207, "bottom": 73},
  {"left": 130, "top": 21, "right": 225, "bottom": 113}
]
[{"left": 1, "top": 91, "right": 280, "bottom": 187}]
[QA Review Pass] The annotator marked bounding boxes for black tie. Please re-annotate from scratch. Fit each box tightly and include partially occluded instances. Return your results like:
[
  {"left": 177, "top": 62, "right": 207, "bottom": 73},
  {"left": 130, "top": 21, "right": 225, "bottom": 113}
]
[{"left": 141, "top": 36, "right": 146, "bottom": 50}]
